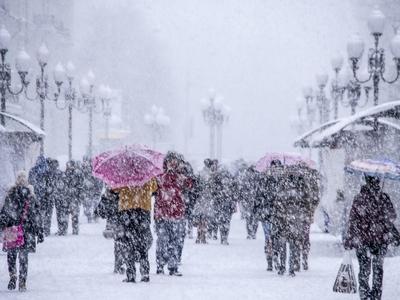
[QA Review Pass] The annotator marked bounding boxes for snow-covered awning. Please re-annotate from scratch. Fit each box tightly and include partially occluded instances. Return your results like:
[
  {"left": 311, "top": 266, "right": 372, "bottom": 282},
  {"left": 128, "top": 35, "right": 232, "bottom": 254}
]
[
  {"left": 0, "top": 112, "right": 45, "bottom": 136},
  {"left": 294, "top": 100, "right": 400, "bottom": 149}
]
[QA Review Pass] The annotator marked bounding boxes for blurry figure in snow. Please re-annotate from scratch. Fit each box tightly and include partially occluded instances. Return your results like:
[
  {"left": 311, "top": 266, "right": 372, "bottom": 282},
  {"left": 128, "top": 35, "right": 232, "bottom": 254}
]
[
  {"left": 52, "top": 160, "right": 69, "bottom": 236},
  {"left": 114, "top": 179, "right": 156, "bottom": 282},
  {"left": 0, "top": 171, "right": 44, "bottom": 292},
  {"left": 299, "top": 166, "right": 320, "bottom": 271},
  {"left": 65, "top": 160, "right": 84, "bottom": 235},
  {"left": 275, "top": 172, "right": 307, "bottom": 277},
  {"left": 206, "top": 159, "right": 220, "bottom": 240},
  {"left": 81, "top": 157, "right": 102, "bottom": 223},
  {"left": 95, "top": 187, "right": 125, "bottom": 274},
  {"left": 212, "top": 168, "right": 236, "bottom": 245},
  {"left": 180, "top": 161, "right": 199, "bottom": 240},
  {"left": 239, "top": 166, "right": 259, "bottom": 239},
  {"left": 28, "top": 156, "right": 48, "bottom": 231},
  {"left": 344, "top": 176, "right": 400, "bottom": 300},
  {"left": 255, "top": 159, "right": 282, "bottom": 271},
  {"left": 155, "top": 151, "right": 192, "bottom": 276},
  {"left": 193, "top": 158, "right": 214, "bottom": 244}
]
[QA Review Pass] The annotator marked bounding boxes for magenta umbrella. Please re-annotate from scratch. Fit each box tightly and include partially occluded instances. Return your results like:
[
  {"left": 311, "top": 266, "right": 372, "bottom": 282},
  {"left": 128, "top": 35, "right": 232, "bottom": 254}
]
[
  {"left": 92, "top": 144, "right": 165, "bottom": 189},
  {"left": 255, "top": 152, "right": 316, "bottom": 172}
]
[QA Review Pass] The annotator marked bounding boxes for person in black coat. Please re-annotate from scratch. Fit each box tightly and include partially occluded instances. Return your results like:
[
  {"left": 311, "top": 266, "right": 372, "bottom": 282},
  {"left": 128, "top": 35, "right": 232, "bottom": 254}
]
[
  {"left": 344, "top": 176, "right": 399, "bottom": 300},
  {"left": 65, "top": 161, "right": 84, "bottom": 235},
  {"left": 0, "top": 171, "right": 44, "bottom": 292},
  {"left": 52, "top": 160, "right": 69, "bottom": 236}
]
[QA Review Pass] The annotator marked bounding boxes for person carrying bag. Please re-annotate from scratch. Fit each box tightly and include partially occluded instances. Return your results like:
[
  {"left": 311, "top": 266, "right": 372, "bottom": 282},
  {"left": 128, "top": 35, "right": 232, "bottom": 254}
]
[{"left": 0, "top": 171, "right": 44, "bottom": 292}]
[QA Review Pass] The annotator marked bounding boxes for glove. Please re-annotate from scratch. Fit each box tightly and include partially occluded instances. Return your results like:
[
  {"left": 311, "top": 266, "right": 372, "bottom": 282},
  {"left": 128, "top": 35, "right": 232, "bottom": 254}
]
[
  {"left": 343, "top": 239, "right": 352, "bottom": 250},
  {"left": 37, "top": 232, "right": 44, "bottom": 244}
]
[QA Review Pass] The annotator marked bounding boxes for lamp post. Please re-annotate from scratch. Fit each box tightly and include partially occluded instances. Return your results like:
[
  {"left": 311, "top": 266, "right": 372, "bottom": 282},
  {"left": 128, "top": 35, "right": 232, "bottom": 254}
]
[
  {"left": 201, "top": 91, "right": 229, "bottom": 161},
  {"left": 347, "top": 6, "right": 400, "bottom": 106},
  {"left": 302, "top": 86, "right": 317, "bottom": 128},
  {"left": 78, "top": 70, "right": 111, "bottom": 158},
  {"left": 144, "top": 105, "right": 170, "bottom": 149},
  {"left": 99, "top": 84, "right": 113, "bottom": 141},
  {"left": 316, "top": 73, "right": 330, "bottom": 124},
  {"left": 24, "top": 43, "right": 65, "bottom": 155},
  {"left": 331, "top": 54, "right": 346, "bottom": 119},
  {"left": 0, "top": 25, "right": 30, "bottom": 126}
]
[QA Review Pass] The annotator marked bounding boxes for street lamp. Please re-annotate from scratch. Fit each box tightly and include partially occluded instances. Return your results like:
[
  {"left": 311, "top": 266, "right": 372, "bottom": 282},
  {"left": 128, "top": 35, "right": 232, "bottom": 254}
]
[
  {"left": 99, "top": 84, "right": 113, "bottom": 140},
  {"left": 78, "top": 70, "right": 111, "bottom": 158},
  {"left": 316, "top": 73, "right": 330, "bottom": 124},
  {"left": 24, "top": 42, "right": 64, "bottom": 155},
  {"left": 144, "top": 105, "right": 170, "bottom": 149},
  {"left": 347, "top": 6, "right": 400, "bottom": 106},
  {"left": 0, "top": 25, "right": 30, "bottom": 126},
  {"left": 201, "top": 90, "right": 229, "bottom": 160}
]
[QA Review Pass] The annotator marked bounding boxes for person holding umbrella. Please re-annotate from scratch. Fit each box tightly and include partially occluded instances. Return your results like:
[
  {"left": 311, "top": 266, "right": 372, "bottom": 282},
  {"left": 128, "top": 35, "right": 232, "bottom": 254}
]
[
  {"left": 344, "top": 159, "right": 400, "bottom": 300},
  {"left": 92, "top": 144, "right": 165, "bottom": 282}
]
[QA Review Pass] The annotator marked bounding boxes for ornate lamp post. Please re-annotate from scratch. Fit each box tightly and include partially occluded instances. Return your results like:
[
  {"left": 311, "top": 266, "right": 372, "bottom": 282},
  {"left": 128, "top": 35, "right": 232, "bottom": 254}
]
[
  {"left": 302, "top": 86, "right": 317, "bottom": 128},
  {"left": 99, "top": 84, "right": 113, "bottom": 141},
  {"left": 0, "top": 25, "right": 30, "bottom": 126},
  {"left": 347, "top": 7, "right": 400, "bottom": 106},
  {"left": 315, "top": 73, "right": 330, "bottom": 124},
  {"left": 24, "top": 43, "right": 65, "bottom": 155},
  {"left": 78, "top": 70, "right": 111, "bottom": 158},
  {"left": 144, "top": 105, "right": 170, "bottom": 149},
  {"left": 201, "top": 91, "right": 229, "bottom": 160}
]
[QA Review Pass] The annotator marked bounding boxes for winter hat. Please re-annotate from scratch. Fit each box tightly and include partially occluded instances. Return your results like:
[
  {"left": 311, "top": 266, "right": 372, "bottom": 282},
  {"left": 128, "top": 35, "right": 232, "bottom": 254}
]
[{"left": 15, "top": 170, "right": 29, "bottom": 186}]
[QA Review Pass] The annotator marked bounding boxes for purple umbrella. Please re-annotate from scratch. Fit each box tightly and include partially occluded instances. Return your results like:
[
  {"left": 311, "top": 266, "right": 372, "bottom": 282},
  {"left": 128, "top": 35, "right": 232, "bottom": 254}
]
[
  {"left": 255, "top": 152, "right": 316, "bottom": 172},
  {"left": 92, "top": 144, "right": 164, "bottom": 189}
]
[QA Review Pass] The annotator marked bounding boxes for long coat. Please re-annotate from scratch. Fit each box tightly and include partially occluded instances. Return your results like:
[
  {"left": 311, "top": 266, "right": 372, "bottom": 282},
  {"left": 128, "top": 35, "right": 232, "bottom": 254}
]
[
  {"left": 345, "top": 185, "right": 397, "bottom": 248},
  {"left": 0, "top": 185, "right": 44, "bottom": 252}
]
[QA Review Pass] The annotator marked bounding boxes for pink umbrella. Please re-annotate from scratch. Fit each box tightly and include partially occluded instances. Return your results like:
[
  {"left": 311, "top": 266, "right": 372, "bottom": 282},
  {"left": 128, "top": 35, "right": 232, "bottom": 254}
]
[
  {"left": 92, "top": 144, "right": 165, "bottom": 188},
  {"left": 255, "top": 152, "right": 316, "bottom": 172}
]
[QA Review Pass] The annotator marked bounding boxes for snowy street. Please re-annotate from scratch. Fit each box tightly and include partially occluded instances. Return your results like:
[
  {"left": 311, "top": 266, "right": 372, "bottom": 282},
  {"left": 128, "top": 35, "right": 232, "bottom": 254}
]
[{"left": 1, "top": 214, "right": 399, "bottom": 300}]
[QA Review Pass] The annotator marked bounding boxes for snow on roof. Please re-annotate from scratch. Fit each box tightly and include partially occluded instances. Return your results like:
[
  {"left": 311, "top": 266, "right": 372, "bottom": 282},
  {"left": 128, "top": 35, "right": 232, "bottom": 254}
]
[
  {"left": 310, "top": 100, "right": 400, "bottom": 147},
  {"left": 293, "top": 119, "right": 340, "bottom": 147},
  {"left": 0, "top": 112, "right": 46, "bottom": 136}
]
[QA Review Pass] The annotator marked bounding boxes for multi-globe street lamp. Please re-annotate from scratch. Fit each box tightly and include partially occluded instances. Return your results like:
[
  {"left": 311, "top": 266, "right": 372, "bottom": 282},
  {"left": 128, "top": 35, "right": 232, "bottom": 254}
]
[
  {"left": 144, "top": 105, "right": 170, "bottom": 149},
  {"left": 0, "top": 25, "right": 30, "bottom": 126},
  {"left": 78, "top": 71, "right": 112, "bottom": 158},
  {"left": 347, "top": 6, "right": 400, "bottom": 106},
  {"left": 201, "top": 91, "right": 230, "bottom": 161}
]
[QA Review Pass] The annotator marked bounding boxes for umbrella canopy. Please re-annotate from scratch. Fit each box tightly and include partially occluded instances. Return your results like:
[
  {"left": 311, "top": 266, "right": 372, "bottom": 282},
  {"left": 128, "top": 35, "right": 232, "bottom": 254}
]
[
  {"left": 255, "top": 152, "right": 316, "bottom": 172},
  {"left": 92, "top": 144, "right": 165, "bottom": 188},
  {"left": 345, "top": 159, "right": 400, "bottom": 180}
]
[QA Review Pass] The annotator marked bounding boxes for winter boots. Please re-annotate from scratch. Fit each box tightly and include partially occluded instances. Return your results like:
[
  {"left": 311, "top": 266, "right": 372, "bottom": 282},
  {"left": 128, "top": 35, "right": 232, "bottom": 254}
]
[
  {"left": 7, "top": 276, "right": 17, "bottom": 290},
  {"left": 156, "top": 265, "right": 165, "bottom": 274},
  {"left": 18, "top": 279, "right": 26, "bottom": 292},
  {"left": 169, "top": 268, "right": 183, "bottom": 276}
]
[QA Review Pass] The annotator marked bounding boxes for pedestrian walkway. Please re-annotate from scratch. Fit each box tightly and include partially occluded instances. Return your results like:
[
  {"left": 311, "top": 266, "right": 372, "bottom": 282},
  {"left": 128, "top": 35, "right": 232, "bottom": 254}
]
[{"left": 1, "top": 214, "right": 399, "bottom": 300}]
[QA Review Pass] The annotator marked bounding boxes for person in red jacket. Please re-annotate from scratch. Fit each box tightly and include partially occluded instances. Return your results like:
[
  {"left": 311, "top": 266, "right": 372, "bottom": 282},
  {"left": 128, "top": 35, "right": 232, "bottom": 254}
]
[
  {"left": 154, "top": 152, "right": 192, "bottom": 276},
  {"left": 344, "top": 175, "right": 399, "bottom": 300}
]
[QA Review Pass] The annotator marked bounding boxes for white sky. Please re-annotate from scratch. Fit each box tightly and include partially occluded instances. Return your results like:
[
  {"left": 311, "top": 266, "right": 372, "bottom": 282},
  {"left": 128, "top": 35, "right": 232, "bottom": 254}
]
[{"left": 74, "top": 0, "right": 363, "bottom": 163}]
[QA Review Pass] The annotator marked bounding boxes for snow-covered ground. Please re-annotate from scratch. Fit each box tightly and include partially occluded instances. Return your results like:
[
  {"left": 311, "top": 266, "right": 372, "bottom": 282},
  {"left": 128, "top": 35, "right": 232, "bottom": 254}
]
[{"left": 1, "top": 214, "right": 399, "bottom": 300}]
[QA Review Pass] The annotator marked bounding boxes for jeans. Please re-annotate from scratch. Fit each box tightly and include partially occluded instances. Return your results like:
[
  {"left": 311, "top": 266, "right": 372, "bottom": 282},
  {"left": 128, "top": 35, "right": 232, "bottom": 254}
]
[
  {"left": 156, "top": 219, "right": 186, "bottom": 270},
  {"left": 245, "top": 213, "right": 258, "bottom": 238},
  {"left": 42, "top": 200, "right": 53, "bottom": 236},
  {"left": 7, "top": 250, "right": 29, "bottom": 282},
  {"left": 356, "top": 245, "right": 386, "bottom": 300}
]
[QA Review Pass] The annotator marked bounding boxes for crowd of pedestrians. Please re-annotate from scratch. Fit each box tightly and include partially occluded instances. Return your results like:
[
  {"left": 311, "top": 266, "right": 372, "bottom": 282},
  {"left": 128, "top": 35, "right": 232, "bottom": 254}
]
[{"left": 1, "top": 150, "right": 399, "bottom": 300}]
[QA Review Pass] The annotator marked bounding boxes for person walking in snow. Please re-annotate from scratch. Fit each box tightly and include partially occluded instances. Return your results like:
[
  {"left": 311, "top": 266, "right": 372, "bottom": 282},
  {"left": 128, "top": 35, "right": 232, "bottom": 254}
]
[
  {"left": 213, "top": 169, "right": 236, "bottom": 245},
  {"left": 344, "top": 176, "right": 400, "bottom": 300},
  {"left": 193, "top": 159, "right": 214, "bottom": 244},
  {"left": 114, "top": 179, "right": 156, "bottom": 283},
  {"left": 53, "top": 161, "right": 69, "bottom": 236},
  {"left": 65, "top": 160, "right": 84, "bottom": 235},
  {"left": 0, "top": 171, "right": 44, "bottom": 292},
  {"left": 240, "top": 166, "right": 260, "bottom": 239},
  {"left": 95, "top": 187, "right": 126, "bottom": 274},
  {"left": 154, "top": 151, "right": 192, "bottom": 276},
  {"left": 255, "top": 161, "right": 281, "bottom": 271},
  {"left": 81, "top": 158, "right": 102, "bottom": 223}
]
